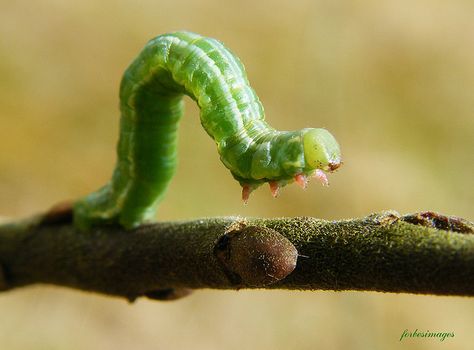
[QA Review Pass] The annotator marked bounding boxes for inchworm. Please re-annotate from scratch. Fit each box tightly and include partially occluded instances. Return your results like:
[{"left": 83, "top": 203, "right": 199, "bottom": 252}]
[{"left": 73, "top": 31, "right": 342, "bottom": 229}]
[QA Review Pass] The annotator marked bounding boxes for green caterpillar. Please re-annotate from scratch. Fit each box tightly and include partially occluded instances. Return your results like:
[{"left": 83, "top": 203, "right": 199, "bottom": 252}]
[{"left": 74, "top": 31, "right": 342, "bottom": 229}]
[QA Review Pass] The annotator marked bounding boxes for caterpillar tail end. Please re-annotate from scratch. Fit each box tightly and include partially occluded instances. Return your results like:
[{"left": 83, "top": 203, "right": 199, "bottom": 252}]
[{"left": 72, "top": 185, "right": 145, "bottom": 231}]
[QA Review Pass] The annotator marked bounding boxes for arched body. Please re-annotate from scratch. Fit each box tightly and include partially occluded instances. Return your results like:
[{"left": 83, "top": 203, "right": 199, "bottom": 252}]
[{"left": 74, "top": 31, "right": 341, "bottom": 229}]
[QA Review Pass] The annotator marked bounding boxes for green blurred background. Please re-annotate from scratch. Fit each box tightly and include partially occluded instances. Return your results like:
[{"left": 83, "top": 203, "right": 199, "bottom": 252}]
[{"left": 0, "top": 0, "right": 472, "bottom": 349}]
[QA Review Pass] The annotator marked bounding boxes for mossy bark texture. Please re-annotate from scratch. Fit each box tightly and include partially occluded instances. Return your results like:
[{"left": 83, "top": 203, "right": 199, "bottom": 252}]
[{"left": 0, "top": 210, "right": 472, "bottom": 301}]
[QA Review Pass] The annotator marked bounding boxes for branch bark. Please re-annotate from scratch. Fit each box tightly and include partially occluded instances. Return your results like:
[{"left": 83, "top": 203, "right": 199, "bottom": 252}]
[{"left": 0, "top": 209, "right": 472, "bottom": 301}]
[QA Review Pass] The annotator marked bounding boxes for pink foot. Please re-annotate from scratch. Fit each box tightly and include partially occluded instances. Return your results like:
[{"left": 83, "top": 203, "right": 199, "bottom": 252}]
[
  {"left": 313, "top": 169, "right": 329, "bottom": 186},
  {"left": 242, "top": 185, "right": 251, "bottom": 204},
  {"left": 269, "top": 181, "right": 280, "bottom": 197},
  {"left": 294, "top": 173, "right": 307, "bottom": 189}
]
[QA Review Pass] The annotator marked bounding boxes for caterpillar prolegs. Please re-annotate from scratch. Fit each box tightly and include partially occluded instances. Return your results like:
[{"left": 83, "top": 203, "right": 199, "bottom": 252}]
[{"left": 74, "top": 31, "right": 342, "bottom": 229}]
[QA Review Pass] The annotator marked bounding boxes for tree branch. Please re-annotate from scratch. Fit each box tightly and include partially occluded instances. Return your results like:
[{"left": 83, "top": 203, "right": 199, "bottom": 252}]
[{"left": 0, "top": 208, "right": 472, "bottom": 301}]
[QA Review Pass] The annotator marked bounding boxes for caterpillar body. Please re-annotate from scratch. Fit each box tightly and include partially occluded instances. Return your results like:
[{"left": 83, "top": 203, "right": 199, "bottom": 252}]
[{"left": 74, "top": 31, "right": 342, "bottom": 229}]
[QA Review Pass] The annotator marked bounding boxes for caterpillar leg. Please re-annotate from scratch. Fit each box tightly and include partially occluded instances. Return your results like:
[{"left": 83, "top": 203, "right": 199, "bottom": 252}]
[
  {"left": 269, "top": 181, "right": 280, "bottom": 198},
  {"left": 240, "top": 167, "right": 340, "bottom": 203},
  {"left": 294, "top": 173, "right": 308, "bottom": 189},
  {"left": 313, "top": 169, "right": 329, "bottom": 187},
  {"left": 242, "top": 185, "right": 252, "bottom": 204}
]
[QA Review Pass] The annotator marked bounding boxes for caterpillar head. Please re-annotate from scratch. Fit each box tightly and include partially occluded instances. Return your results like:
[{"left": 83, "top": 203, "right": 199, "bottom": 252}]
[
  {"left": 303, "top": 128, "right": 342, "bottom": 173},
  {"left": 241, "top": 128, "right": 342, "bottom": 203}
]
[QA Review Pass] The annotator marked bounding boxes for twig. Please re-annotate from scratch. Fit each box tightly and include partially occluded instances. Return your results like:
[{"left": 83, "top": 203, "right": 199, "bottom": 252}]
[{"left": 0, "top": 209, "right": 472, "bottom": 301}]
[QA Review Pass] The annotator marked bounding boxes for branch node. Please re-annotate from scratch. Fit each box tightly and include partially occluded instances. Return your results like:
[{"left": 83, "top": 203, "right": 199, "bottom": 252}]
[
  {"left": 40, "top": 201, "right": 74, "bottom": 226},
  {"left": 401, "top": 211, "right": 474, "bottom": 234},
  {"left": 365, "top": 210, "right": 401, "bottom": 226},
  {"left": 214, "top": 225, "right": 298, "bottom": 287}
]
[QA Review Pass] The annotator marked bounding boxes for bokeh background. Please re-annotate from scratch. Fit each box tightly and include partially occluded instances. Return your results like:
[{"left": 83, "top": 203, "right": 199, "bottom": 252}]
[{"left": 0, "top": 0, "right": 473, "bottom": 349}]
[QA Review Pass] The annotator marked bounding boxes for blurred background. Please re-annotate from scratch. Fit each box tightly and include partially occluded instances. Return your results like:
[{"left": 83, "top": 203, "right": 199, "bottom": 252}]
[{"left": 0, "top": 0, "right": 472, "bottom": 349}]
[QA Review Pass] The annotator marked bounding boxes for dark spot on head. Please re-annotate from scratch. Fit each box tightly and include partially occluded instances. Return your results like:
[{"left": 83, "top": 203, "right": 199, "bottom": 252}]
[{"left": 328, "top": 161, "right": 342, "bottom": 172}]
